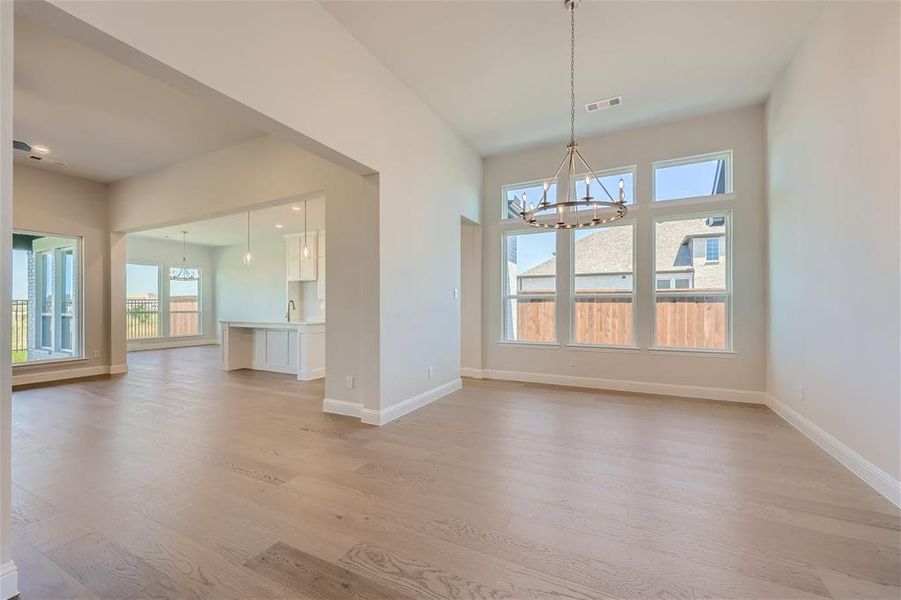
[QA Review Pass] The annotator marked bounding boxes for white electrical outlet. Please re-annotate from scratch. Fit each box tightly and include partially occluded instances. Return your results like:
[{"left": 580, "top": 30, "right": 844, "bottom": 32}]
[
  {"left": 93, "top": 350, "right": 101, "bottom": 358},
  {"left": 569, "top": 359, "right": 577, "bottom": 368},
  {"left": 453, "top": 288, "right": 459, "bottom": 299},
  {"left": 346, "top": 376, "right": 354, "bottom": 389},
  {"left": 797, "top": 385, "right": 805, "bottom": 402},
  {"left": 428, "top": 367, "right": 433, "bottom": 379}
]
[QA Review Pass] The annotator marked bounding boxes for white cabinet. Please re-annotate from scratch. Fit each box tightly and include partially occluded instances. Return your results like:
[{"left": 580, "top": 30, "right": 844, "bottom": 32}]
[{"left": 286, "top": 232, "right": 317, "bottom": 281}]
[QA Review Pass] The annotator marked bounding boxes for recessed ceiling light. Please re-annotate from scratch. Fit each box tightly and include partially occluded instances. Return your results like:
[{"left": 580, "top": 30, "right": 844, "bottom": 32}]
[
  {"left": 291, "top": 206, "right": 301, "bottom": 211},
  {"left": 275, "top": 224, "right": 284, "bottom": 229},
  {"left": 31, "top": 145, "right": 51, "bottom": 155}
]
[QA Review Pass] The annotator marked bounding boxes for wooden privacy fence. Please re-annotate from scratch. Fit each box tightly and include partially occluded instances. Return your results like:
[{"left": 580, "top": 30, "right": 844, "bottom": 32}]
[
  {"left": 515, "top": 295, "right": 726, "bottom": 349},
  {"left": 127, "top": 297, "right": 200, "bottom": 340}
]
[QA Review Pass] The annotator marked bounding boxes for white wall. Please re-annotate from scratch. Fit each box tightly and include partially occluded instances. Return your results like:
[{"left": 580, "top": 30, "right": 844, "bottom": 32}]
[
  {"left": 35, "top": 0, "right": 481, "bottom": 416},
  {"left": 766, "top": 3, "right": 900, "bottom": 484},
  {"left": 12, "top": 164, "right": 113, "bottom": 377},
  {"left": 126, "top": 235, "right": 217, "bottom": 347},
  {"left": 481, "top": 106, "right": 767, "bottom": 398},
  {"left": 214, "top": 236, "right": 287, "bottom": 324}
]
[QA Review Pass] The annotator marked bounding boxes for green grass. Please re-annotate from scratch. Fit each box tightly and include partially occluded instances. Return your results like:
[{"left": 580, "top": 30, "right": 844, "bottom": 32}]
[{"left": 12, "top": 349, "right": 27, "bottom": 364}]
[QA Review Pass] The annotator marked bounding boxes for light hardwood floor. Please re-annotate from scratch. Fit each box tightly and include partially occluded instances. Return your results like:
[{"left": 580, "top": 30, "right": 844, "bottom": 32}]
[{"left": 10, "top": 346, "right": 900, "bottom": 599}]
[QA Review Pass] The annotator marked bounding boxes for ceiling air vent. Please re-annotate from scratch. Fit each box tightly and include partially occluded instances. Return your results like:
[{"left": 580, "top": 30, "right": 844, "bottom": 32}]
[{"left": 585, "top": 96, "right": 622, "bottom": 113}]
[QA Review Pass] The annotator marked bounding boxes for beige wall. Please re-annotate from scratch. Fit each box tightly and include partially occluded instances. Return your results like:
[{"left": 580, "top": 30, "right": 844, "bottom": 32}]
[
  {"left": 481, "top": 105, "right": 767, "bottom": 397},
  {"left": 767, "top": 2, "right": 900, "bottom": 482},
  {"left": 12, "top": 164, "right": 112, "bottom": 377},
  {"left": 214, "top": 236, "right": 287, "bottom": 325},
  {"left": 461, "top": 219, "right": 482, "bottom": 371}
]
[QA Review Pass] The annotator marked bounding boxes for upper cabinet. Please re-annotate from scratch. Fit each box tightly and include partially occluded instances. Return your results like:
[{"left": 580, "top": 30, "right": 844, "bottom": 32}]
[{"left": 286, "top": 232, "right": 318, "bottom": 281}]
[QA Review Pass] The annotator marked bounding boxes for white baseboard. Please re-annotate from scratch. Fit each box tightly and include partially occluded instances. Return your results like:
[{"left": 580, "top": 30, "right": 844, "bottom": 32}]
[
  {"left": 1, "top": 560, "right": 18, "bottom": 600},
  {"left": 460, "top": 367, "right": 484, "bottom": 379},
  {"left": 12, "top": 364, "right": 122, "bottom": 386},
  {"left": 128, "top": 338, "right": 219, "bottom": 352},
  {"left": 362, "top": 378, "right": 462, "bottom": 426},
  {"left": 299, "top": 367, "right": 326, "bottom": 381},
  {"left": 767, "top": 394, "right": 901, "bottom": 508},
  {"left": 322, "top": 397, "right": 362, "bottom": 418},
  {"left": 479, "top": 369, "right": 765, "bottom": 404}
]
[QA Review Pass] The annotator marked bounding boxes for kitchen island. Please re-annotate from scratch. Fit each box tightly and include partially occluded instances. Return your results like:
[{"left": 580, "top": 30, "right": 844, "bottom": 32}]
[{"left": 220, "top": 320, "right": 325, "bottom": 380}]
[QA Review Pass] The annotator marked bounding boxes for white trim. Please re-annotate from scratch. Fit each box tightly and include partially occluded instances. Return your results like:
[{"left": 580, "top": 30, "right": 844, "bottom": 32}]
[
  {"left": 12, "top": 364, "right": 124, "bottom": 386},
  {"left": 649, "top": 347, "right": 738, "bottom": 358},
  {"left": 496, "top": 340, "right": 560, "bottom": 349},
  {"left": 361, "top": 378, "right": 463, "bottom": 426},
  {"left": 460, "top": 367, "right": 484, "bottom": 379},
  {"left": 0, "top": 560, "right": 18, "bottom": 600},
  {"left": 12, "top": 355, "right": 88, "bottom": 368},
  {"left": 128, "top": 337, "right": 219, "bottom": 352},
  {"left": 767, "top": 394, "right": 901, "bottom": 508},
  {"left": 298, "top": 366, "right": 325, "bottom": 381},
  {"left": 480, "top": 369, "right": 765, "bottom": 404},
  {"left": 322, "top": 398, "right": 362, "bottom": 418}
]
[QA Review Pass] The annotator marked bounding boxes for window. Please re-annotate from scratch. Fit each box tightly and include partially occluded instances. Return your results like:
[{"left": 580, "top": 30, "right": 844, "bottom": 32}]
[
  {"left": 705, "top": 238, "right": 720, "bottom": 263},
  {"left": 11, "top": 232, "right": 82, "bottom": 364},
  {"left": 126, "top": 264, "right": 160, "bottom": 340},
  {"left": 503, "top": 180, "right": 558, "bottom": 220},
  {"left": 574, "top": 166, "right": 636, "bottom": 205},
  {"left": 503, "top": 231, "right": 556, "bottom": 342},
  {"left": 571, "top": 224, "right": 634, "bottom": 346},
  {"left": 653, "top": 151, "right": 732, "bottom": 202},
  {"left": 654, "top": 214, "right": 730, "bottom": 350},
  {"left": 169, "top": 268, "right": 201, "bottom": 337}
]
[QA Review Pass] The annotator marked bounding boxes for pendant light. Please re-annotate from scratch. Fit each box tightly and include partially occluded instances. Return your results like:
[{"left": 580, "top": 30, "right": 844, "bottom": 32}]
[
  {"left": 242, "top": 211, "right": 253, "bottom": 264},
  {"left": 515, "top": 0, "right": 627, "bottom": 229},
  {"left": 170, "top": 231, "right": 199, "bottom": 281},
  {"left": 301, "top": 199, "right": 310, "bottom": 259}
]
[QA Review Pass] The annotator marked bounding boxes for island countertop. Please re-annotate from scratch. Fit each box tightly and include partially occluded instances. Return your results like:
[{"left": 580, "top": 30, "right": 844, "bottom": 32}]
[{"left": 219, "top": 320, "right": 325, "bottom": 330}]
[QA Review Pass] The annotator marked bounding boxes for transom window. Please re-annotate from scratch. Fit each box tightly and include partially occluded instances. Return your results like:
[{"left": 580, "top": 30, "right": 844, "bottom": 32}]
[
  {"left": 502, "top": 180, "right": 558, "bottom": 220},
  {"left": 574, "top": 166, "right": 636, "bottom": 205},
  {"left": 653, "top": 151, "right": 732, "bottom": 202}
]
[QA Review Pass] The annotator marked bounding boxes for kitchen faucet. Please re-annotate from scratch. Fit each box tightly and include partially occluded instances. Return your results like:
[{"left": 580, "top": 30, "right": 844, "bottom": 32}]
[{"left": 286, "top": 300, "right": 296, "bottom": 322}]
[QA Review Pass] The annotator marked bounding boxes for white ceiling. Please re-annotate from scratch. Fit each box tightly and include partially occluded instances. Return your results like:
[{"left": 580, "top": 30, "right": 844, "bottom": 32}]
[
  {"left": 131, "top": 198, "right": 326, "bottom": 248},
  {"left": 323, "top": 1, "right": 824, "bottom": 155},
  {"left": 13, "top": 15, "right": 261, "bottom": 182}
]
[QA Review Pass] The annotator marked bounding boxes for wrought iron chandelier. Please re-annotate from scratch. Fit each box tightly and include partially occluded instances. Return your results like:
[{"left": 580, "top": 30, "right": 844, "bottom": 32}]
[
  {"left": 516, "top": 0, "right": 627, "bottom": 229},
  {"left": 171, "top": 231, "right": 199, "bottom": 281}
]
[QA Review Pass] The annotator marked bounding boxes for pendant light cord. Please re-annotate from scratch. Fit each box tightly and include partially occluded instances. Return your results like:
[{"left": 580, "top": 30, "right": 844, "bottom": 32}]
[{"left": 570, "top": 1, "right": 575, "bottom": 145}]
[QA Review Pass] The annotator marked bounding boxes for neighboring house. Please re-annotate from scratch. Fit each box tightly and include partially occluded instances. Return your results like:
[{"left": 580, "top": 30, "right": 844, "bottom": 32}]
[{"left": 518, "top": 216, "right": 725, "bottom": 292}]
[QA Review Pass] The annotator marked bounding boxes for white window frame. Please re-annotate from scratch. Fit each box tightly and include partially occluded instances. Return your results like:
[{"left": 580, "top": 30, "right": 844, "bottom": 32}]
[
  {"left": 568, "top": 220, "right": 637, "bottom": 349},
  {"left": 572, "top": 164, "right": 638, "bottom": 206},
  {"left": 13, "top": 230, "right": 85, "bottom": 367},
  {"left": 167, "top": 266, "right": 202, "bottom": 338},
  {"left": 705, "top": 237, "right": 720, "bottom": 263},
  {"left": 126, "top": 262, "right": 163, "bottom": 341},
  {"left": 501, "top": 178, "right": 559, "bottom": 223},
  {"left": 651, "top": 210, "right": 733, "bottom": 353},
  {"left": 500, "top": 229, "right": 558, "bottom": 345},
  {"left": 652, "top": 150, "right": 733, "bottom": 204}
]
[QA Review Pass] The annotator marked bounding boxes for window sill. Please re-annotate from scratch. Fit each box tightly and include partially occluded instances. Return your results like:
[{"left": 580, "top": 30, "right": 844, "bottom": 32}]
[
  {"left": 566, "top": 344, "right": 640, "bottom": 354},
  {"left": 653, "top": 192, "right": 736, "bottom": 206},
  {"left": 497, "top": 340, "right": 560, "bottom": 349},
  {"left": 649, "top": 347, "right": 737, "bottom": 358},
  {"left": 13, "top": 355, "right": 88, "bottom": 368}
]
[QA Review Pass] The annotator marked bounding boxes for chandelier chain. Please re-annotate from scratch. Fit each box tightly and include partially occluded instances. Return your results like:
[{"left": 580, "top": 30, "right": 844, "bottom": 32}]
[{"left": 570, "top": 1, "right": 575, "bottom": 145}]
